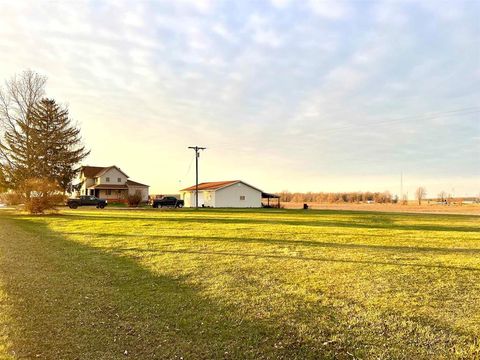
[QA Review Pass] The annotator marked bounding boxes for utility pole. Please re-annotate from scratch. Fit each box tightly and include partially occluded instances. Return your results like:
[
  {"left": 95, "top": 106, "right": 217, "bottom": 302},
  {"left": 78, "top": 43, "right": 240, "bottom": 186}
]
[
  {"left": 400, "top": 171, "right": 403, "bottom": 202},
  {"left": 188, "top": 146, "right": 206, "bottom": 209}
]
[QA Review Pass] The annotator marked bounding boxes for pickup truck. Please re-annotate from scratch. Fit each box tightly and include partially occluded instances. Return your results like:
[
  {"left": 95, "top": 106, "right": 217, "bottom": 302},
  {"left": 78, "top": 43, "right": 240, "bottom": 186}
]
[
  {"left": 152, "top": 196, "right": 184, "bottom": 208},
  {"left": 67, "top": 196, "right": 108, "bottom": 209}
]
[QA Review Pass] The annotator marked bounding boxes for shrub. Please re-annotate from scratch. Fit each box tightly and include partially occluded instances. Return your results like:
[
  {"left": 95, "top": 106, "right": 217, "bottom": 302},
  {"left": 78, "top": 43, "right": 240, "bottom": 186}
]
[
  {"left": 0, "top": 191, "right": 24, "bottom": 205},
  {"left": 19, "top": 178, "right": 65, "bottom": 214},
  {"left": 127, "top": 190, "right": 142, "bottom": 207}
]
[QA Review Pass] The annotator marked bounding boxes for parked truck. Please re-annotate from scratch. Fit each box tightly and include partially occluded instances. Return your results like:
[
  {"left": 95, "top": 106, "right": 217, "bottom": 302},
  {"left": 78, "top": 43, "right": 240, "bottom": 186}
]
[
  {"left": 67, "top": 196, "right": 108, "bottom": 209},
  {"left": 152, "top": 196, "right": 184, "bottom": 208}
]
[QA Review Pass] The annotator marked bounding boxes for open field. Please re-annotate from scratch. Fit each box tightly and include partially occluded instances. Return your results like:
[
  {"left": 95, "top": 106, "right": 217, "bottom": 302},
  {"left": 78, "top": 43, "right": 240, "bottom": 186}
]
[
  {"left": 282, "top": 202, "right": 480, "bottom": 215},
  {"left": 0, "top": 208, "right": 479, "bottom": 359}
]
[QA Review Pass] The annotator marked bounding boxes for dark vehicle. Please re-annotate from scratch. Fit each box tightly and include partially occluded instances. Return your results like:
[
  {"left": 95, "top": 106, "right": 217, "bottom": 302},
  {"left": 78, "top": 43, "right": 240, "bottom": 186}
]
[
  {"left": 152, "top": 196, "right": 184, "bottom": 208},
  {"left": 67, "top": 196, "right": 108, "bottom": 209}
]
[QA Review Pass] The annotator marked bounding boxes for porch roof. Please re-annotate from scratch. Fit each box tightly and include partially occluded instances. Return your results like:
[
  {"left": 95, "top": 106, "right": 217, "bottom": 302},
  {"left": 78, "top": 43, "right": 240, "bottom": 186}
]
[
  {"left": 262, "top": 192, "right": 280, "bottom": 199},
  {"left": 88, "top": 184, "right": 128, "bottom": 190}
]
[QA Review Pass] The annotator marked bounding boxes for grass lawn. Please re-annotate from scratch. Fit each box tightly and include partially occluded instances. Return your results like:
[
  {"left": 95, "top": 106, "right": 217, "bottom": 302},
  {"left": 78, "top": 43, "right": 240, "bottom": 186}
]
[{"left": 0, "top": 208, "right": 479, "bottom": 359}]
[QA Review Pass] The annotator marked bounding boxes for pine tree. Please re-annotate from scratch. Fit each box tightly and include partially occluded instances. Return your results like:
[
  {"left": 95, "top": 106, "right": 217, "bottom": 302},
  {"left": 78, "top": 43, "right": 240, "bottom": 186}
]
[
  {"left": 0, "top": 71, "right": 89, "bottom": 194},
  {"left": 29, "top": 99, "right": 90, "bottom": 193}
]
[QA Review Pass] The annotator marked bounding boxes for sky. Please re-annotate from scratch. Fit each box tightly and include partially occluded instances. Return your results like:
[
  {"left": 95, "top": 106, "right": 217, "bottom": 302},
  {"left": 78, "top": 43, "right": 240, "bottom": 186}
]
[{"left": 0, "top": 0, "right": 479, "bottom": 197}]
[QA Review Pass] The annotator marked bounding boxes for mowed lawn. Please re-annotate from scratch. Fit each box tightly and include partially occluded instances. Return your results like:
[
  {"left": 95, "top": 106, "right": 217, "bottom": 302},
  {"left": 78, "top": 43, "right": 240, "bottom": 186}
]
[{"left": 0, "top": 209, "right": 479, "bottom": 359}]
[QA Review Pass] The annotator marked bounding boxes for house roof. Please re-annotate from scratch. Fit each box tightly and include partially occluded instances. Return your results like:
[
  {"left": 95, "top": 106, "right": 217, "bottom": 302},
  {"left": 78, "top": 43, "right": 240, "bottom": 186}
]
[
  {"left": 180, "top": 180, "right": 240, "bottom": 191},
  {"left": 127, "top": 179, "right": 149, "bottom": 187},
  {"left": 80, "top": 165, "right": 129, "bottom": 178},
  {"left": 88, "top": 184, "right": 128, "bottom": 190},
  {"left": 81, "top": 166, "right": 107, "bottom": 178},
  {"left": 95, "top": 166, "right": 129, "bottom": 178},
  {"left": 180, "top": 180, "right": 262, "bottom": 193}
]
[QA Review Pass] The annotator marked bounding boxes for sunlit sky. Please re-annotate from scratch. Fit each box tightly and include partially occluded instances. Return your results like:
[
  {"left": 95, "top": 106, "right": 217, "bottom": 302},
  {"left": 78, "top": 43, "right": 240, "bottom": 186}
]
[{"left": 1, "top": 0, "right": 479, "bottom": 197}]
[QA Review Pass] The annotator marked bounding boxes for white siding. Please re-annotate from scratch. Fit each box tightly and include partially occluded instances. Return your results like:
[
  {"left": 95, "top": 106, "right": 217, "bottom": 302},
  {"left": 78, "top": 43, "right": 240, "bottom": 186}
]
[
  {"left": 181, "top": 191, "right": 190, "bottom": 206},
  {"left": 78, "top": 173, "right": 95, "bottom": 195},
  {"left": 97, "top": 168, "right": 127, "bottom": 185},
  {"left": 203, "top": 191, "right": 215, "bottom": 207},
  {"left": 181, "top": 191, "right": 205, "bottom": 207},
  {"left": 214, "top": 183, "right": 262, "bottom": 208}
]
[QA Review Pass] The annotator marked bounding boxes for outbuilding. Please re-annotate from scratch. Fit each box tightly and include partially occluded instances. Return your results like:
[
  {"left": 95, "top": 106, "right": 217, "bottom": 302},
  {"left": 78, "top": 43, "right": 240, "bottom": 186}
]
[{"left": 180, "top": 180, "right": 263, "bottom": 208}]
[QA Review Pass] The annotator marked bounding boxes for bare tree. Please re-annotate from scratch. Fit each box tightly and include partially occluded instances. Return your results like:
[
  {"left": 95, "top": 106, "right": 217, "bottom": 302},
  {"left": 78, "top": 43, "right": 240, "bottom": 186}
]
[
  {"left": 0, "top": 70, "right": 46, "bottom": 189},
  {"left": 0, "top": 69, "right": 46, "bottom": 127},
  {"left": 438, "top": 190, "right": 447, "bottom": 203},
  {"left": 415, "top": 187, "right": 426, "bottom": 205}
]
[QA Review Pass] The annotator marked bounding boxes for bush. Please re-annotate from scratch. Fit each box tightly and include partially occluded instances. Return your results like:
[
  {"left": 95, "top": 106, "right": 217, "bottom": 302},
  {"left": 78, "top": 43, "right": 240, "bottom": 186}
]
[
  {"left": 19, "top": 178, "right": 65, "bottom": 214},
  {"left": 0, "top": 191, "right": 24, "bottom": 205},
  {"left": 127, "top": 191, "right": 142, "bottom": 207}
]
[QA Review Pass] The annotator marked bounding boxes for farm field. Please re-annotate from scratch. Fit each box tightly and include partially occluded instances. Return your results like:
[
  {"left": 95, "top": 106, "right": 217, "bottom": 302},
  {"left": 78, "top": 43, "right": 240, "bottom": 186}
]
[
  {"left": 0, "top": 208, "right": 479, "bottom": 359},
  {"left": 281, "top": 202, "right": 480, "bottom": 215}
]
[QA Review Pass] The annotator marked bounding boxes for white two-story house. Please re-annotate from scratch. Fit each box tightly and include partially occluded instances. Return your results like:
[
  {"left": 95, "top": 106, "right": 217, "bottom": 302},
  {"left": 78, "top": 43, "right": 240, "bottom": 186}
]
[{"left": 75, "top": 165, "right": 149, "bottom": 202}]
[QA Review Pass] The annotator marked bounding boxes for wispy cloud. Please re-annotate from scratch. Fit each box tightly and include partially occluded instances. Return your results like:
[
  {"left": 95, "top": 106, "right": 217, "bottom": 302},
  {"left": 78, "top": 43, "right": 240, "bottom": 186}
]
[
  {"left": 0, "top": 0, "right": 478, "bottom": 195},
  {"left": 307, "top": 0, "right": 352, "bottom": 19}
]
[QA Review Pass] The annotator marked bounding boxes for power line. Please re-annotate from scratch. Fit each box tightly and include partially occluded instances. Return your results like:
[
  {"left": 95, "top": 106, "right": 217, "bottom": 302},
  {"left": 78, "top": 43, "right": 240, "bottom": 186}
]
[
  {"left": 207, "top": 107, "right": 480, "bottom": 151},
  {"left": 312, "top": 107, "right": 479, "bottom": 135},
  {"left": 182, "top": 153, "right": 195, "bottom": 180}
]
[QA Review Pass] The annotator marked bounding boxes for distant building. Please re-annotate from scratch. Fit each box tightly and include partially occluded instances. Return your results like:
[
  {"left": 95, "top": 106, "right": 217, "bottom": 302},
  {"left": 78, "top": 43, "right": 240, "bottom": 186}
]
[
  {"left": 180, "top": 180, "right": 262, "bottom": 208},
  {"left": 76, "top": 165, "right": 149, "bottom": 202}
]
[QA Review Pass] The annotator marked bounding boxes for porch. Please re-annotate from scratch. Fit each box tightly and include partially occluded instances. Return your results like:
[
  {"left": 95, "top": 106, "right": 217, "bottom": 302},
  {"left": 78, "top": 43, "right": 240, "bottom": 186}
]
[{"left": 87, "top": 184, "right": 129, "bottom": 202}]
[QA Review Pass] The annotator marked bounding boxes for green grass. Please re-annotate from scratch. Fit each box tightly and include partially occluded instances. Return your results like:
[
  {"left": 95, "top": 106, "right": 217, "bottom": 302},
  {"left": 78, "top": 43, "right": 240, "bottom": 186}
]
[{"left": 0, "top": 208, "right": 479, "bottom": 359}]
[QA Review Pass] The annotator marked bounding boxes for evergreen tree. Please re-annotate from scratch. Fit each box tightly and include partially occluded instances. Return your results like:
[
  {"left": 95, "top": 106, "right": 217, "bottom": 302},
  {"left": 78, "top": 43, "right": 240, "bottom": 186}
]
[
  {"left": 0, "top": 71, "right": 89, "bottom": 194},
  {"left": 30, "top": 99, "right": 90, "bottom": 192}
]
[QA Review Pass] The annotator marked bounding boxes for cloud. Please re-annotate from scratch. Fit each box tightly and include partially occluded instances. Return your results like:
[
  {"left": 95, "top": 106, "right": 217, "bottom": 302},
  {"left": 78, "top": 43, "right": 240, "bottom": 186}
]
[
  {"left": 175, "top": 0, "right": 217, "bottom": 13},
  {"left": 269, "top": 0, "right": 291, "bottom": 9},
  {"left": 211, "top": 23, "right": 236, "bottom": 43},
  {"left": 0, "top": 0, "right": 478, "bottom": 194},
  {"left": 253, "top": 29, "right": 283, "bottom": 47},
  {"left": 307, "top": 0, "right": 351, "bottom": 19}
]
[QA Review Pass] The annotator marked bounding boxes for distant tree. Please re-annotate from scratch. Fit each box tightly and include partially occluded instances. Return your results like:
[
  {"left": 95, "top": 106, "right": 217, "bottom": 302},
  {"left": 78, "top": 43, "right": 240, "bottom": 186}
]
[
  {"left": 278, "top": 190, "right": 292, "bottom": 202},
  {"left": 415, "top": 187, "right": 426, "bottom": 205},
  {"left": 437, "top": 190, "right": 447, "bottom": 202}
]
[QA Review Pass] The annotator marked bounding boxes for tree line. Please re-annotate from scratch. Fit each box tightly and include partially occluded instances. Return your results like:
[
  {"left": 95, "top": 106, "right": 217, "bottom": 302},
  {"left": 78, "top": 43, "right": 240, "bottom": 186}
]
[
  {"left": 0, "top": 70, "right": 89, "bottom": 213},
  {"left": 277, "top": 191, "right": 396, "bottom": 204}
]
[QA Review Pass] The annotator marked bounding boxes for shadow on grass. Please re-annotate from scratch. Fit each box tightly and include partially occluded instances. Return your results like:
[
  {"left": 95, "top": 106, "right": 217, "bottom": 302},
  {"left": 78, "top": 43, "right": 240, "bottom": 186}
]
[
  {"left": 1, "top": 213, "right": 477, "bottom": 359},
  {"left": 107, "top": 248, "right": 480, "bottom": 272},
  {"left": 61, "top": 232, "right": 480, "bottom": 256},
  {"left": 0, "top": 217, "right": 338, "bottom": 359},
  {"left": 47, "top": 213, "right": 480, "bottom": 233}
]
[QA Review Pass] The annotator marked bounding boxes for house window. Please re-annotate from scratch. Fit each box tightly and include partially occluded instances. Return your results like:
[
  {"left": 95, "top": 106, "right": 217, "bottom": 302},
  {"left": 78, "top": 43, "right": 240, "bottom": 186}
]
[
  {"left": 240, "top": 195, "right": 246, "bottom": 201},
  {"left": 117, "top": 177, "right": 121, "bottom": 183},
  {"left": 106, "top": 189, "right": 112, "bottom": 195},
  {"left": 106, "top": 177, "right": 110, "bottom": 182}
]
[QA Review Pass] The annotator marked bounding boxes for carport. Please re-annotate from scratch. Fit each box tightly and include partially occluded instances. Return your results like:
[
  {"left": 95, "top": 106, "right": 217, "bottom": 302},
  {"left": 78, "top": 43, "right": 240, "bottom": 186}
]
[{"left": 262, "top": 192, "right": 280, "bottom": 208}]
